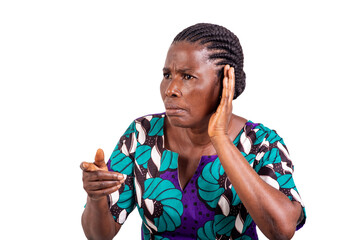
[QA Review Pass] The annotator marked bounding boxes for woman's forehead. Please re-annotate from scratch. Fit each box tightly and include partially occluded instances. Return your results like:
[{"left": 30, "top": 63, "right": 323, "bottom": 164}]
[{"left": 164, "top": 41, "right": 213, "bottom": 69}]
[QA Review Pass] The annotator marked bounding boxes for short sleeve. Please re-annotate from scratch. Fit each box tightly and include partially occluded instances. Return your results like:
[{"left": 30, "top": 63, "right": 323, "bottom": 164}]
[
  {"left": 252, "top": 124, "right": 306, "bottom": 230},
  {"left": 106, "top": 121, "right": 137, "bottom": 225}
]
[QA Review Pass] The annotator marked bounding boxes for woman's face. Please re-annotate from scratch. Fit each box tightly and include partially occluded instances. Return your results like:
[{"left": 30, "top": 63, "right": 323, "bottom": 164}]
[{"left": 160, "top": 41, "right": 221, "bottom": 128}]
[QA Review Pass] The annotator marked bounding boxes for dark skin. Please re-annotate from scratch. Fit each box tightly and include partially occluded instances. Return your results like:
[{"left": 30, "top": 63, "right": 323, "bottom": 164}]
[
  {"left": 162, "top": 42, "right": 302, "bottom": 240},
  {"left": 80, "top": 149, "right": 123, "bottom": 240},
  {"left": 160, "top": 42, "right": 247, "bottom": 190},
  {"left": 81, "top": 41, "right": 303, "bottom": 240}
]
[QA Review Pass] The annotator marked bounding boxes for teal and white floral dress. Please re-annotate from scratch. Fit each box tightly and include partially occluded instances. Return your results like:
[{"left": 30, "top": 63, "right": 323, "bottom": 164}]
[{"left": 106, "top": 113, "right": 306, "bottom": 239}]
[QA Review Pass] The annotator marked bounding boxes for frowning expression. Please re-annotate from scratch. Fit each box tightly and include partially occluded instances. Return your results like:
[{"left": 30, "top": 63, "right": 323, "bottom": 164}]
[{"left": 160, "top": 41, "right": 221, "bottom": 128}]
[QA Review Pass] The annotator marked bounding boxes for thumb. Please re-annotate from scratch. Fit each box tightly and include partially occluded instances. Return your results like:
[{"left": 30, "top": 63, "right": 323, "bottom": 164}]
[{"left": 94, "top": 148, "right": 107, "bottom": 168}]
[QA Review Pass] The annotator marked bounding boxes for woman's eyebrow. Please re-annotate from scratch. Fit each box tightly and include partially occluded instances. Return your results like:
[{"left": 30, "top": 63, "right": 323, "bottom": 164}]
[
  {"left": 162, "top": 67, "right": 195, "bottom": 73},
  {"left": 177, "top": 68, "right": 195, "bottom": 73}
]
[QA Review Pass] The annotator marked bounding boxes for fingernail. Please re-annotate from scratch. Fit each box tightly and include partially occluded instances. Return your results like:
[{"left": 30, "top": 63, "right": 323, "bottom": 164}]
[
  {"left": 81, "top": 162, "right": 88, "bottom": 170},
  {"left": 118, "top": 175, "right": 123, "bottom": 180}
]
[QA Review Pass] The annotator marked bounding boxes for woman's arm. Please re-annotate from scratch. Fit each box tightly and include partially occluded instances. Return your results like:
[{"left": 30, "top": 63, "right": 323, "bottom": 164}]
[
  {"left": 82, "top": 196, "right": 121, "bottom": 240},
  {"left": 81, "top": 149, "right": 124, "bottom": 240},
  {"left": 211, "top": 135, "right": 302, "bottom": 240},
  {"left": 209, "top": 66, "right": 302, "bottom": 240}
]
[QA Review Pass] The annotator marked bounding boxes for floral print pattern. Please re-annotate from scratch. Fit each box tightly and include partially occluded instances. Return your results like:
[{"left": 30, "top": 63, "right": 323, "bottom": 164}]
[{"left": 106, "top": 113, "right": 306, "bottom": 239}]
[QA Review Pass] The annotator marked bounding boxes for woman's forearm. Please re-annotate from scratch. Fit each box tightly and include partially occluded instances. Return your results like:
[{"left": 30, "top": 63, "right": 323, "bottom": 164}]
[
  {"left": 211, "top": 135, "right": 301, "bottom": 240},
  {"left": 82, "top": 196, "right": 121, "bottom": 240}
]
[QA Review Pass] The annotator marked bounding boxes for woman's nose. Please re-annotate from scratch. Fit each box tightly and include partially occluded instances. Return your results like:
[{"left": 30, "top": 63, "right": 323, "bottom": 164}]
[{"left": 165, "top": 78, "right": 182, "bottom": 97}]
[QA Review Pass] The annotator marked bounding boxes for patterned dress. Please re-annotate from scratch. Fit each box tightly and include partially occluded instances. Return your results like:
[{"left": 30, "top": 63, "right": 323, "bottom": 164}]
[{"left": 106, "top": 113, "right": 306, "bottom": 239}]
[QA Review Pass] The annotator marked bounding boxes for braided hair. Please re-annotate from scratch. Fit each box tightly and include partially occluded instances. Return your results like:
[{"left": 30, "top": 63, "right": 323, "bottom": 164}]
[{"left": 173, "top": 23, "right": 246, "bottom": 99}]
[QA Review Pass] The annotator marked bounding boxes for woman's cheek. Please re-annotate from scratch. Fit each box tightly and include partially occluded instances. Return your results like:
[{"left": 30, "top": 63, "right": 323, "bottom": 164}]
[{"left": 160, "top": 80, "right": 167, "bottom": 100}]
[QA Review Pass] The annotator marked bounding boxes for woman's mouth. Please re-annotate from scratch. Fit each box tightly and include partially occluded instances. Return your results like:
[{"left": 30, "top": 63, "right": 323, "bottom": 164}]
[
  {"left": 165, "top": 107, "right": 186, "bottom": 115},
  {"left": 165, "top": 103, "right": 186, "bottom": 116}
]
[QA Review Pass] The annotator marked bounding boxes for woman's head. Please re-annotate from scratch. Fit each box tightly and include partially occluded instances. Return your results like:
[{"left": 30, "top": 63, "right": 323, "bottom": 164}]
[
  {"left": 172, "top": 23, "right": 246, "bottom": 99},
  {"left": 160, "top": 23, "right": 245, "bottom": 128}
]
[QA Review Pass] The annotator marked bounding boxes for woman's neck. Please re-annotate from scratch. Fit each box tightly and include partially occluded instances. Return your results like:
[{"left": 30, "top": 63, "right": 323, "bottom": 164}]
[
  {"left": 164, "top": 116, "right": 213, "bottom": 152},
  {"left": 164, "top": 114, "right": 247, "bottom": 156},
  {"left": 185, "top": 121, "right": 212, "bottom": 147}
]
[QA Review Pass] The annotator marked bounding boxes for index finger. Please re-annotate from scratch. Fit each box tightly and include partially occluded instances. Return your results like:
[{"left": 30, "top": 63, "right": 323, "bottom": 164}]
[
  {"left": 228, "top": 67, "right": 235, "bottom": 101},
  {"left": 220, "top": 65, "right": 230, "bottom": 101},
  {"left": 220, "top": 65, "right": 233, "bottom": 103},
  {"left": 87, "top": 170, "right": 125, "bottom": 182},
  {"left": 80, "top": 161, "right": 101, "bottom": 172}
]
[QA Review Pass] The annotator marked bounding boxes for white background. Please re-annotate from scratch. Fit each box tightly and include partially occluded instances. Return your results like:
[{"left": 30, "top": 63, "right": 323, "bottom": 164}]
[{"left": 1, "top": 0, "right": 358, "bottom": 239}]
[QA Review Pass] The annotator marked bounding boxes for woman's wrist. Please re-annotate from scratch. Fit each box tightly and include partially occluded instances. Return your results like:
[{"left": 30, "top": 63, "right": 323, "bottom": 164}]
[
  {"left": 86, "top": 195, "right": 108, "bottom": 208},
  {"left": 210, "top": 134, "right": 231, "bottom": 147}
]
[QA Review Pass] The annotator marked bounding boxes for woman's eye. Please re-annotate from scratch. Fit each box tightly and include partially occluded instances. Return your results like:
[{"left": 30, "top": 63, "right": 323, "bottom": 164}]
[
  {"left": 163, "top": 73, "right": 171, "bottom": 79},
  {"left": 183, "top": 74, "right": 193, "bottom": 80}
]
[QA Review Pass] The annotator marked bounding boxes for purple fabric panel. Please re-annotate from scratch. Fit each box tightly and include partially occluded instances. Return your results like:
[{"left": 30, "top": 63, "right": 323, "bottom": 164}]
[{"left": 158, "top": 155, "right": 217, "bottom": 239}]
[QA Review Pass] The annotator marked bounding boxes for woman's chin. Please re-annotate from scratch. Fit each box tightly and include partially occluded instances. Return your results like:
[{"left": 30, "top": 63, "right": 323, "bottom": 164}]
[
  {"left": 165, "top": 114, "right": 193, "bottom": 128},
  {"left": 166, "top": 114, "right": 210, "bottom": 129}
]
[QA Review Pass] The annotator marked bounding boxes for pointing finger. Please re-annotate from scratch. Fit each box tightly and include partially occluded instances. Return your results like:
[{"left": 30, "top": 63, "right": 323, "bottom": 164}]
[
  {"left": 80, "top": 162, "right": 91, "bottom": 171},
  {"left": 87, "top": 171, "right": 125, "bottom": 182},
  {"left": 80, "top": 161, "right": 99, "bottom": 172},
  {"left": 80, "top": 162, "right": 87, "bottom": 171}
]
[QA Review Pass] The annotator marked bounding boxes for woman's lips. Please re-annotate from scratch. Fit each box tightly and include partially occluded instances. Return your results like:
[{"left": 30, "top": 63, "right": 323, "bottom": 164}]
[
  {"left": 165, "top": 108, "right": 186, "bottom": 115},
  {"left": 164, "top": 102, "right": 186, "bottom": 115}
]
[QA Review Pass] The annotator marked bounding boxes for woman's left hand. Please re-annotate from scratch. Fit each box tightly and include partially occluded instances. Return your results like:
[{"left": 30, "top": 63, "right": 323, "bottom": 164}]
[{"left": 208, "top": 65, "right": 235, "bottom": 139}]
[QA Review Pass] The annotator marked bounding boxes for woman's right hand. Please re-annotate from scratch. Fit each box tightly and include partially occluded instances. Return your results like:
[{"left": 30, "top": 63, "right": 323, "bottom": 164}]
[{"left": 80, "top": 148, "right": 124, "bottom": 201}]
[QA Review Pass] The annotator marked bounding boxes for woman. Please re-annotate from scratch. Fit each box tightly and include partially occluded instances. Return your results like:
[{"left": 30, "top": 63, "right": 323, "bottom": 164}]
[{"left": 81, "top": 23, "right": 306, "bottom": 240}]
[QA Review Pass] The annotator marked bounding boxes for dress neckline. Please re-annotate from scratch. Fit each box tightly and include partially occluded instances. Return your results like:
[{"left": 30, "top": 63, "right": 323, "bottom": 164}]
[
  {"left": 160, "top": 113, "right": 253, "bottom": 158},
  {"left": 158, "top": 113, "right": 253, "bottom": 191}
]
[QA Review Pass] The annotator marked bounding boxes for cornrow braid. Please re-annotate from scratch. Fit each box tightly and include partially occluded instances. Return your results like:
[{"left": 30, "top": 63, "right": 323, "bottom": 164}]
[{"left": 173, "top": 23, "right": 246, "bottom": 99}]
